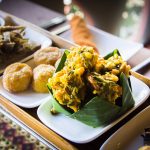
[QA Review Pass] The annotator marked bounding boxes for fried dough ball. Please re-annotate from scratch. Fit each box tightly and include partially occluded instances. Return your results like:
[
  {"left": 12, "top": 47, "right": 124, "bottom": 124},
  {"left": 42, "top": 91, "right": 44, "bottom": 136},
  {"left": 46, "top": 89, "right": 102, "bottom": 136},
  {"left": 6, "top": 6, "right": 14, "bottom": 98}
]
[
  {"left": 34, "top": 47, "right": 62, "bottom": 66},
  {"left": 3, "top": 63, "right": 32, "bottom": 92},
  {"left": 32, "top": 64, "right": 55, "bottom": 93}
]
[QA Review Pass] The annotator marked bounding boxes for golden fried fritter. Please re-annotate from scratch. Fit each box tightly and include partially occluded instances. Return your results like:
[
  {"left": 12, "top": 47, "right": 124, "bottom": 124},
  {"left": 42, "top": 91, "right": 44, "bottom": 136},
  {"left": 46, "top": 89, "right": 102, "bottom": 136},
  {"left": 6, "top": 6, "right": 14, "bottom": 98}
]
[
  {"left": 32, "top": 64, "right": 55, "bottom": 93},
  {"left": 34, "top": 47, "right": 62, "bottom": 66},
  {"left": 49, "top": 46, "right": 98, "bottom": 112},
  {"left": 3, "top": 63, "right": 32, "bottom": 92}
]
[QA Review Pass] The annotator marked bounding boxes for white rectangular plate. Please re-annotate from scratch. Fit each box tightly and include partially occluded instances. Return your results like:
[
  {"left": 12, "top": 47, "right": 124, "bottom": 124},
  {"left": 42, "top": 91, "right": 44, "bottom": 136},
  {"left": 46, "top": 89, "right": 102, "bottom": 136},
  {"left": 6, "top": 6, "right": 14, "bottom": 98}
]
[
  {"left": 0, "top": 59, "right": 50, "bottom": 108},
  {"left": 60, "top": 25, "right": 143, "bottom": 60},
  {"left": 100, "top": 105, "right": 150, "bottom": 150},
  {"left": 37, "top": 76, "right": 150, "bottom": 143}
]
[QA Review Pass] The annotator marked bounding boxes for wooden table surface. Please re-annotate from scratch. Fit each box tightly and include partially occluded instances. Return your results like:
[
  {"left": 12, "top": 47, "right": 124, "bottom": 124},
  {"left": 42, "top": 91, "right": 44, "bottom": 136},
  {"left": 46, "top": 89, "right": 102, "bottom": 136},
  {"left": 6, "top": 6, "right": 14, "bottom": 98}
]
[{"left": 0, "top": 0, "right": 150, "bottom": 150}]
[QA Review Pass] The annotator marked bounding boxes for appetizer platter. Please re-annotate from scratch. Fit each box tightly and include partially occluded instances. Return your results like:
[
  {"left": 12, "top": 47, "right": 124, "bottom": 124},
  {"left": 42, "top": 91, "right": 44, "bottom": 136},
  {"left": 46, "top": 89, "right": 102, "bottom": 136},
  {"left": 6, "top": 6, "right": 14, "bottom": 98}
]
[
  {"left": 100, "top": 105, "right": 150, "bottom": 150},
  {"left": 37, "top": 11, "right": 149, "bottom": 143},
  {"left": 0, "top": 15, "right": 62, "bottom": 108},
  {"left": 0, "top": 9, "right": 149, "bottom": 150}
]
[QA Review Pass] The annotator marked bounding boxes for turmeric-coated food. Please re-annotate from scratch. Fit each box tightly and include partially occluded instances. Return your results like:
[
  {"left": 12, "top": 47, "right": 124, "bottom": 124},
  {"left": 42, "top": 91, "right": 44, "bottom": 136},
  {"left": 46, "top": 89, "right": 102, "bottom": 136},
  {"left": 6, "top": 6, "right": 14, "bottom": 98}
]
[
  {"left": 49, "top": 46, "right": 97, "bottom": 112},
  {"left": 48, "top": 46, "right": 131, "bottom": 112}
]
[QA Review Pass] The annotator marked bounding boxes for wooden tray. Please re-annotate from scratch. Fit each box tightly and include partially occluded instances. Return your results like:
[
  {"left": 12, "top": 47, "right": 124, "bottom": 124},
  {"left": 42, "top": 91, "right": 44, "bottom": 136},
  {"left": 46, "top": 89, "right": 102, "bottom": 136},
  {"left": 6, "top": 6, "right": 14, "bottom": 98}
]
[{"left": 0, "top": 10, "right": 149, "bottom": 150}]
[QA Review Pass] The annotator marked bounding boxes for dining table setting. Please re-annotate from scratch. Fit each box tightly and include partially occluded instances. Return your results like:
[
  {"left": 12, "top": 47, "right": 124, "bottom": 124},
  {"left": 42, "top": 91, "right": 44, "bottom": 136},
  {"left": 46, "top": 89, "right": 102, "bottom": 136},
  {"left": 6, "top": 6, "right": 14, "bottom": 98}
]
[{"left": 0, "top": 0, "right": 150, "bottom": 150}]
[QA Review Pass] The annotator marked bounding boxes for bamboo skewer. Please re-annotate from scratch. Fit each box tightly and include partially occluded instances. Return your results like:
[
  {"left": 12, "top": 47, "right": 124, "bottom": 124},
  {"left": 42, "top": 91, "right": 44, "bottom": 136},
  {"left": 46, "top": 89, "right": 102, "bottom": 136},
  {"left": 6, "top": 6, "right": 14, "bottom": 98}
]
[
  {"left": 130, "top": 70, "right": 150, "bottom": 86},
  {"left": 0, "top": 95, "right": 77, "bottom": 150}
]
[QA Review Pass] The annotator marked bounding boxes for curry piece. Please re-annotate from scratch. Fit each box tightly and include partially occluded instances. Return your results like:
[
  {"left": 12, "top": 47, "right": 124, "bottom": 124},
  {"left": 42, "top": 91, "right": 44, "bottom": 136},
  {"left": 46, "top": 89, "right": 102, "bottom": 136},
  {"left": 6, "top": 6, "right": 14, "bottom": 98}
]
[
  {"left": 95, "top": 52, "right": 131, "bottom": 77},
  {"left": 87, "top": 72, "right": 122, "bottom": 104},
  {"left": 49, "top": 46, "right": 98, "bottom": 112},
  {"left": 49, "top": 69, "right": 85, "bottom": 112}
]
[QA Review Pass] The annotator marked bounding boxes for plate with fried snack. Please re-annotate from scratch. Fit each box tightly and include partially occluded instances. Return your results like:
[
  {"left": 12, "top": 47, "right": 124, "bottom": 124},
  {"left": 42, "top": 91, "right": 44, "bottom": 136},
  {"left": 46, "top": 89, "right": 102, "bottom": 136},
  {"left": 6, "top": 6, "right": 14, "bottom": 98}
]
[{"left": 0, "top": 47, "right": 62, "bottom": 108}]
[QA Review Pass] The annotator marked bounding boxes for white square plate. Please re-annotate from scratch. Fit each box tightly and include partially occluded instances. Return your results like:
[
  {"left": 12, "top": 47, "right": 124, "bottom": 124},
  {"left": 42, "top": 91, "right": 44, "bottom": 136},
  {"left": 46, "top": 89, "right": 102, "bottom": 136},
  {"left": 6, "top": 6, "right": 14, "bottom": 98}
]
[
  {"left": 100, "top": 105, "right": 150, "bottom": 150},
  {"left": 37, "top": 76, "right": 150, "bottom": 143},
  {"left": 0, "top": 59, "right": 50, "bottom": 108},
  {"left": 60, "top": 25, "right": 143, "bottom": 60}
]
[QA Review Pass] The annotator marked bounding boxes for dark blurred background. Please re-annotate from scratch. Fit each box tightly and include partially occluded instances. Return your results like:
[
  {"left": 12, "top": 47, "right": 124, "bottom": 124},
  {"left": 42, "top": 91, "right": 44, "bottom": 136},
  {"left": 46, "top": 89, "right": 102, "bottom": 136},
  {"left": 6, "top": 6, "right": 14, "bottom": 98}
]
[
  {"left": 0, "top": 0, "right": 149, "bottom": 45},
  {"left": 31, "top": 0, "right": 126, "bottom": 34}
]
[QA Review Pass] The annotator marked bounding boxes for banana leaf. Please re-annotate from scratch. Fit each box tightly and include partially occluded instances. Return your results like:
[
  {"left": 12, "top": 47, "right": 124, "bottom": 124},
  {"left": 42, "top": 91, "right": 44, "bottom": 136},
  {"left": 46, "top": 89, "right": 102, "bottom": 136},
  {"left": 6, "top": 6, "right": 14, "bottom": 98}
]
[
  {"left": 71, "top": 73, "right": 134, "bottom": 127},
  {"left": 48, "top": 49, "right": 135, "bottom": 127}
]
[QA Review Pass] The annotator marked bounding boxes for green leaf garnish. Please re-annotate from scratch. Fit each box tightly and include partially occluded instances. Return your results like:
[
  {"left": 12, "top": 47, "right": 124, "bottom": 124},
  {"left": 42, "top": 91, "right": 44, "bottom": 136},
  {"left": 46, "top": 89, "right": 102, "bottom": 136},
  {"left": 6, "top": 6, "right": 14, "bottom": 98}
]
[
  {"left": 119, "top": 73, "right": 134, "bottom": 114},
  {"left": 55, "top": 50, "right": 69, "bottom": 72},
  {"left": 104, "top": 49, "right": 120, "bottom": 59}
]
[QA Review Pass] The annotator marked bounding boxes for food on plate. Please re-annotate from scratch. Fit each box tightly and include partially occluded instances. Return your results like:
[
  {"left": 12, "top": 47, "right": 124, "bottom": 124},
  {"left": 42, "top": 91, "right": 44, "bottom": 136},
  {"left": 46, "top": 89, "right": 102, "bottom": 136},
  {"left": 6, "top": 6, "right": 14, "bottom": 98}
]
[
  {"left": 87, "top": 72, "right": 122, "bottom": 104},
  {"left": 49, "top": 46, "right": 98, "bottom": 112},
  {"left": 34, "top": 47, "right": 62, "bottom": 66},
  {"left": 32, "top": 64, "right": 55, "bottom": 93},
  {"left": 70, "top": 15, "right": 92, "bottom": 41},
  {"left": 69, "top": 15, "right": 98, "bottom": 53},
  {"left": 0, "top": 25, "right": 40, "bottom": 71},
  {"left": 0, "top": 25, "right": 24, "bottom": 32},
  {"left": 87, "top": 52, "right": 131, "bottom": 104},
  {"left": 3, "top": 62, "right": 32, "bottom": 92},
  {"left": 49, "top": 46, "right": 130, "bottom": 112},
  {"left": 47, "top": 46, "right": 134, "bottom": 127},
  {"left": 139, "top": 146, "right": 150, "bottom": 150}
]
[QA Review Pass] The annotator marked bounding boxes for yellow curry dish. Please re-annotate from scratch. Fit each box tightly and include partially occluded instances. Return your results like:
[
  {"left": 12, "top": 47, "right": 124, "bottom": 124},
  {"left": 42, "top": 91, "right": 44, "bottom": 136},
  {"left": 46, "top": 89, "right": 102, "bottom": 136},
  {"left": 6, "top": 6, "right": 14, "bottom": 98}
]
[{"left": 48, "top": 46, "right": 131, "bottom": 113}]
